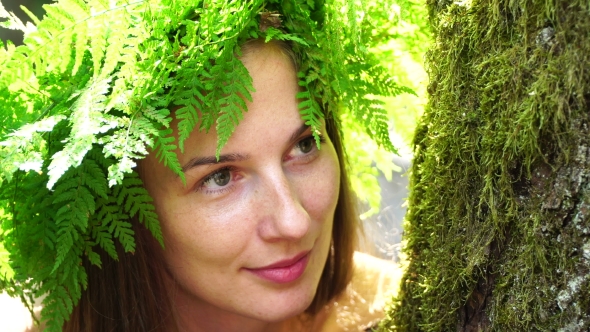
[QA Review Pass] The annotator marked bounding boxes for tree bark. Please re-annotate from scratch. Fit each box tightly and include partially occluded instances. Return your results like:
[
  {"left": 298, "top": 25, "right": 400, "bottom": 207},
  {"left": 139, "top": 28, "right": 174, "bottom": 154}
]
[{"left": 383, "top": 0, "right": 590, "bottom": 331}]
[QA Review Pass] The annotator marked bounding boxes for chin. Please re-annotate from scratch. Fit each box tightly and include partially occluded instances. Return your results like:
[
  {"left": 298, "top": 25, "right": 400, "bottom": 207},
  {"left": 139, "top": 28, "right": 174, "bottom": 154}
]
[
  {"left": 261, "top": 298, "right": 315, "bottom": 323},
  {"left": 255, "top": 280, "right": 320, "bottom": 323}
]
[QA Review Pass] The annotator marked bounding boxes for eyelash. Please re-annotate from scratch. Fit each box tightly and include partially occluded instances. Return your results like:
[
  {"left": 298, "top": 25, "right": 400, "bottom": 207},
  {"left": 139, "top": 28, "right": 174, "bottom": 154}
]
[
  {"left": 196, "top": 166, "right": 237, "bottom": 194},
  {"left": 195, "top": 134, "right": 326, "bottom": 195},
  {"left": 293, "top": 134, "right": 325, "bottom": 157},
  {"left": 306, "top": 134, "right": 326, "bottom": 145},
  {"left": 287, "top": 134, "right": 325, "bottom": 163}
]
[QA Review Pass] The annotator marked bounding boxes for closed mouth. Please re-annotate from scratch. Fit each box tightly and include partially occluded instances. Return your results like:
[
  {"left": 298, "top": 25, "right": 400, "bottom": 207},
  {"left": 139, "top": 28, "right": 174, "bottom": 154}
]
[{"left": 245, "top": 250, "right": 311, "bottom": 283}]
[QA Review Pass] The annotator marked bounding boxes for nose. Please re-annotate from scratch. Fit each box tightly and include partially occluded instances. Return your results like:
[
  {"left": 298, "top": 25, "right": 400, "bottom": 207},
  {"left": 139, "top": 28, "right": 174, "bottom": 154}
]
[{"left": 256, "top": 167, "right": 311, "bottom": 242}]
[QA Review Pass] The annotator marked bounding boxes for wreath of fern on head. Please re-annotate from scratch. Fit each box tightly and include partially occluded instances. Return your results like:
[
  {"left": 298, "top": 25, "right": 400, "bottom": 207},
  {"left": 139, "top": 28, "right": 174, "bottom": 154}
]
[{"left": 0, "top": 0, "right": 410, "bottom": 330}]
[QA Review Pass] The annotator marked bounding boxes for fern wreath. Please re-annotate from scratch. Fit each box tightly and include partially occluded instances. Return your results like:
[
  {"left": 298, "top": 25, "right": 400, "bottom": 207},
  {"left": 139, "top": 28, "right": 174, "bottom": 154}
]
[{"left": 0, "top": 0, "right": 410, "bottom": 329}]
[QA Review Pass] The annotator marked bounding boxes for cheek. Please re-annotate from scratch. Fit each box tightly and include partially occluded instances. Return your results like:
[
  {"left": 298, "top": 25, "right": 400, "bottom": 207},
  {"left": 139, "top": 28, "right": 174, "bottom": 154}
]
[
  {"left": 157, "top": 198, "right": 253, "bottom": 266},
  {"left": 299, "top": 149, "right": 341, "bottom": 220}
]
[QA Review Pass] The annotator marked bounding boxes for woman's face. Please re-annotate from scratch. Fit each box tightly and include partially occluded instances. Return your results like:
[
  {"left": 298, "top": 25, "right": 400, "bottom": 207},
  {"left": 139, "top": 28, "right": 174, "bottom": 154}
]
[{"left": 141, "top": 44, "right": 340, "bottom": 329}]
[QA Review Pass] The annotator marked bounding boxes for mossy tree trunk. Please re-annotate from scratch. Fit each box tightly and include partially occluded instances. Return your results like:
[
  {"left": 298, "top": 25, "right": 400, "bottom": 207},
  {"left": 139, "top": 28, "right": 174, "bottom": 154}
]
[{"left": 382, "top": 0, "right": 590, "bottom": 331}]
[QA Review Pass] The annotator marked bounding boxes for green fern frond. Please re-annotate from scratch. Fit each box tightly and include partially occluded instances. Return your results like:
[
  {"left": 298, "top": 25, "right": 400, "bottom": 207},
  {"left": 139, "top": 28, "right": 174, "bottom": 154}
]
[
  {"left": 40, "top": 253, "right": 86, "bottom": 331},
  {"left": 93, "top": 224, "right": 118, "bottom": 260},
  {"left": 47, "top": 78, "right": 113, "bottom": 189},
  {"left": 113, "top": 173, "right": 164, "bottom": 247},
  {"left": 214, "top": 56, "right": 254, "bottom": 157},
  {"left": 43, "top": 224, "right": 58, "bottom": 251},
  {"left": 93, "top": 198, "right": 120, "bottom": 260},
  {"left": 32, "top": 4, "right": 79, "bottom": 74},
  {"left": 154, "top": 127, "right": 183, "bottom": 179},
  {"left": 72, "top": 18, "right": 88, "bottom": 75},
  {"left": 81, "top": 159, "right": 108, "bottom": 199},
  {"left": 49, "top": 152, "right": 107, "bottom": 274},
  {"left": 296, "top": 89, "right": 323, "bottom": 146},
  {"left": 41, "top": 284, "right": 71, "bottom": 331},
  {"left": 52, "top": 226, "right": 77, "bottom": 272},
  {"left": 138, "top": 206, "right": 163, "bottom": 246},
  {"left": 142, "top": 106, "right": 172, "bottom": 129},
  {"left": 369, "top": 105, "right": 398, "bottom": 153},
  {"left": 86, "top": 0, "right": 110, "bottom": 77},
  {"left": 52, "top": 182, "right": 94, "bottom": 272},
  {"left": 263, "top": 27, "right": 309, "bottom": 45},
  {"left": 108, "top": 219, "right": 135, "bottom": 253},
  {"left": 174, "top": 70, "right": 208, "bottom": 152},
  {"left": 0, "top": 115, "right": 65, "bottom": 184},
  {"left": 100, "top": 115, "right": 156, "bottom": 186},
  {"left": 175, "top": 102, "right": 201, "bottom": 152},
  {"left": 85, "top": 245, "right": 102, "bottom": 268}
]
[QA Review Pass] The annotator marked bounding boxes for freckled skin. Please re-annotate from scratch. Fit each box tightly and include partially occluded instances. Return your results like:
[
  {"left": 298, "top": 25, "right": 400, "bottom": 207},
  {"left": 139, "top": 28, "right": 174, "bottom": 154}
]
[{"left": 141, "top": 45, "right": 340, "bottom": 332}]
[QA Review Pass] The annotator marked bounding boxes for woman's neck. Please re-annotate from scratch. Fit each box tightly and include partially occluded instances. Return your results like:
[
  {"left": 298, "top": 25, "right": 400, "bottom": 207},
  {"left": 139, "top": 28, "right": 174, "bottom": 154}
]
[
  {"left": 166, "top": 279, "right": 318, "bottom": 332},
  {"left": 172, "top": 302, "right": 313, "bottom": 332}
]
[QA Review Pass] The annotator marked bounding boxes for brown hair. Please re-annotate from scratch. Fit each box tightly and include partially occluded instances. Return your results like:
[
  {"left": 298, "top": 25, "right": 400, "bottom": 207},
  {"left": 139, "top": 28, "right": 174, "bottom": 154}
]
[
  {"left": 63, "top": 41, "right": 359, "bottom": 331},
  {"left": 63, "top": 222, "right": 173, "bottom": 331}
]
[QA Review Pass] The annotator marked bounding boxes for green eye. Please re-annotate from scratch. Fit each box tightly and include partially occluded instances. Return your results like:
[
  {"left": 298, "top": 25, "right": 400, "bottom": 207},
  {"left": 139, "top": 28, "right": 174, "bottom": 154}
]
[
  {"left": 297, "top": 137, "right": 314, "bottom": 154},
  {"left": 208, "top": 169, "right": 231, "bottom": 187}
]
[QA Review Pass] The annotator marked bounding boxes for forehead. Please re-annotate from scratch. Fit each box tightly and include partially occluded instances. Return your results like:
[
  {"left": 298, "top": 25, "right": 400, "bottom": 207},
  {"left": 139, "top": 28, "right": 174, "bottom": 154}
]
[
  {"left": 240, "top": 40, "right": 298, "bottom": 73},
  {"left": 141, "top": 43, "right": 304, "bottom": 177},
  {"left": 187, "top": 45, "right": 301, "bottom": 153}
]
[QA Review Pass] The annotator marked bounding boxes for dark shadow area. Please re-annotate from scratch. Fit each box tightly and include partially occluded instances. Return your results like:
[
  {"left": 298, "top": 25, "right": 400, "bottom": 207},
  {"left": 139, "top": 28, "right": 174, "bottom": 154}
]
[{"left": 0, "top": 0, "right": 48, "bottom": 45}]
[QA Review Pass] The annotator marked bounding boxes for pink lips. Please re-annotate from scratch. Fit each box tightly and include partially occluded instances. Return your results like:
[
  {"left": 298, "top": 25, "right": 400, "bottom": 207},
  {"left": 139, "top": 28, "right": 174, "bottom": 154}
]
[{"left": 245, "top": 251, "right": 310, "bottom": 284}]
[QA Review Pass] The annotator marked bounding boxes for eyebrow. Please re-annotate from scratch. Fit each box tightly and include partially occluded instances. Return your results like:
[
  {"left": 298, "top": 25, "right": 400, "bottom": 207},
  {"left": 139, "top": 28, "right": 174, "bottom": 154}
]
[
  {"left": 181, "top": 123, "right": 312, "bottom": 174},
  {"left": 182, "top": 153, "right": 250, "bottom": 173},
  {"left": 290, "top": 123, "right": 311, "bottom": 143}
]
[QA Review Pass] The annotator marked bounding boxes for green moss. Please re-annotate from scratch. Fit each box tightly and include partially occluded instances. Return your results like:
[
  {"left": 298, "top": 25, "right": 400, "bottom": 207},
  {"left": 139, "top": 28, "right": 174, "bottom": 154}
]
[{"left": 380, "top": 0, "right": 590, "bottom": 330}]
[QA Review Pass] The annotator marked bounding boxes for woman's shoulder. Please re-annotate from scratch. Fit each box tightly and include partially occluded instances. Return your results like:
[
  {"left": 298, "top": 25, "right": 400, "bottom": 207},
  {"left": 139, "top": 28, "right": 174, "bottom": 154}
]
[{"left": 316, "top": 252, "right": 403, "bottom": 331}]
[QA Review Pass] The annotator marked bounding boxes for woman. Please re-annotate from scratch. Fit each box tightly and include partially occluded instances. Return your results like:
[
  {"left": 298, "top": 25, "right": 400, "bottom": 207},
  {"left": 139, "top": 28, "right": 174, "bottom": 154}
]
[
  {"left": 60, "top": 40, "right": 399, "bottom": 332},
  {"left": 0, "top": 1, "right": 402, "bottom": 331}
]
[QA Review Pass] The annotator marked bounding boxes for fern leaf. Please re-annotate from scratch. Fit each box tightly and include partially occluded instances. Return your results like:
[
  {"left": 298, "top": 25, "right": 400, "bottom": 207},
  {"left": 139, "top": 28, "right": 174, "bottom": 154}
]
[
  {"left": 72, "top": 19, "right": 88, "bottom": 75},
  {"left": 296, "top": 89, "right": 323, "bottom": 146},
  {"left": 19, "top": 5, "right": 41, "bottom": 26},
  {"left": 114, "top": 173, "right": 164, "bottom": 247},
  {"left": 174, "top": 68, "right": 209, "bottom": 152},
  {"left": 175, "top": 103, "right": 201, "bottom": 152},
  {"left": 264, "top": 27, "right": 309, "bottom": 45},
  {"left": 43, "top": 226, "right": 57, "bottom": 251},
  {"left": 92, "top": 197, "right": 119, "bottom": 259},
  {"left": 142, "top": 106, "right": 171, "bottom": 129},
  {"left": 84, "top": 243, "right": 102, "bottom": 268},
  {"left": 214, "top": 56, "right": 254, "bottom": 157},
  {"left": 100, "top": 115, "right": 155, "bottom": 186},
  {"left": 0, "top": 115, "right": 65, "bottom": 184},
  {"left": 86, "top": 0, "right": 109, "bottom": 77},
  {"left": 108, "top": 220, "right": 135, "bottom": 253},
  {"left": 51, "top": 164, "right": 97, "bottom": 272},
  {"left": 369, "top": 106, "right": 397, "bottom": 153},
  {"left": 52, "top": 226, "right": 76, "bottom": 274},
  {"left": 93, "top": 225, "right": 117, "bottom": 260},
  {"left": 81, "top": 158, "right": 108, "bottom": 199},
  {"left": 47, "top": 78, "right": 113, "bottom": 189},
  {"left": 41, "top": 284, "right": 71, "bottom": 332},
  {"left": 215, "top": 96, "right": 245, "bottom": 156},
  {"left": 154, "top": 127, "right": 183, "bottom": 179}
]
